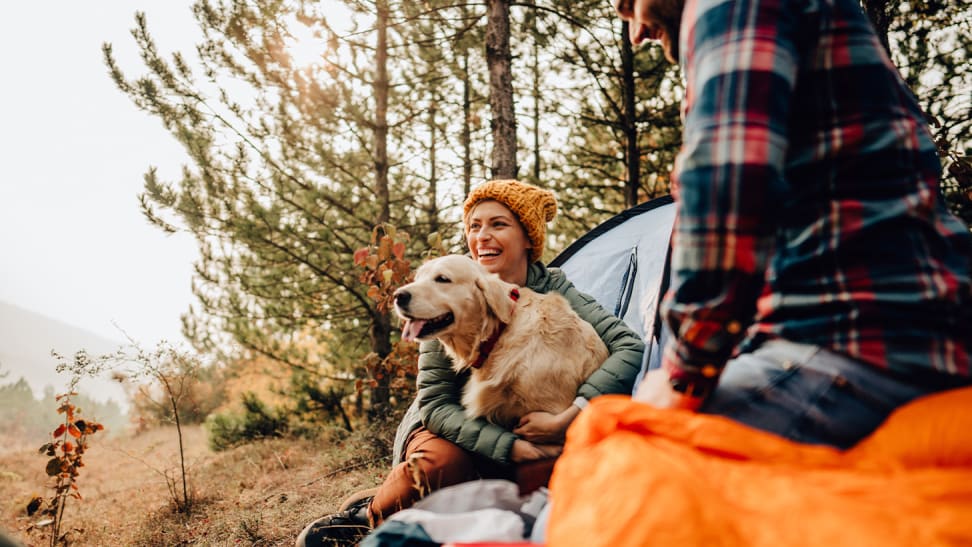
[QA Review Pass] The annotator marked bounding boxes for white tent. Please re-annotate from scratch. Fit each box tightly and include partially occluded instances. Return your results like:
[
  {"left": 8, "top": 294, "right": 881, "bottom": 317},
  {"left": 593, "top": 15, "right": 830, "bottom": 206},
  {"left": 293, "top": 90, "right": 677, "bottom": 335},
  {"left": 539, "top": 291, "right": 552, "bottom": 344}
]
[{"left": 550, "top": 195, "right": 675, "bottom": 387}]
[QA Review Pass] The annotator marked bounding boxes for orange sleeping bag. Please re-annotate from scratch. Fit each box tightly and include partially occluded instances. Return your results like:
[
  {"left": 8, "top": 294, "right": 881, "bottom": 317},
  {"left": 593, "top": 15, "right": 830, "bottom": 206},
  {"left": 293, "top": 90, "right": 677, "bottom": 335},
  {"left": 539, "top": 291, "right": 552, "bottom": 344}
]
[{"left": 547, "top": 388, "right": 972, "bottom": 546}]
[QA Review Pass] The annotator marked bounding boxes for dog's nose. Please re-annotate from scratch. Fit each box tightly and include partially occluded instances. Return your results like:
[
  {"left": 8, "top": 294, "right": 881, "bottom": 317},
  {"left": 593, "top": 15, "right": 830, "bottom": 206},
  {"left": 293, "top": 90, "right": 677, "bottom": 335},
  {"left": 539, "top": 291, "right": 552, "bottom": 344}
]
[{"left": 394, "top": 290, "right": 411, "bottom": 309}]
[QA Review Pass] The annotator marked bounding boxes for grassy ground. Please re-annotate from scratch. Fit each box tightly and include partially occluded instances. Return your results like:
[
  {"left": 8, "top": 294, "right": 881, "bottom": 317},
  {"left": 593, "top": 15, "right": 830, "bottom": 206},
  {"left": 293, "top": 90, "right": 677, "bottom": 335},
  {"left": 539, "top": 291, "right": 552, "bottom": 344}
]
[{"left": 0, "top": 424, "right": 389, "bottom": 546}]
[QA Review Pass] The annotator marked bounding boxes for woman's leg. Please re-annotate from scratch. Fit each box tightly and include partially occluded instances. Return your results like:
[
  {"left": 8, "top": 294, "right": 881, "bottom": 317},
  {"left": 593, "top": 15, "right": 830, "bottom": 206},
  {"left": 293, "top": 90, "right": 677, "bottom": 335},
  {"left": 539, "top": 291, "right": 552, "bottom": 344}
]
[
  {"left": 514, "top": 458, "right": 557, "bottom": 495},
  {"left": 368, "top": 427, "right": 483, "bottom": 524}
]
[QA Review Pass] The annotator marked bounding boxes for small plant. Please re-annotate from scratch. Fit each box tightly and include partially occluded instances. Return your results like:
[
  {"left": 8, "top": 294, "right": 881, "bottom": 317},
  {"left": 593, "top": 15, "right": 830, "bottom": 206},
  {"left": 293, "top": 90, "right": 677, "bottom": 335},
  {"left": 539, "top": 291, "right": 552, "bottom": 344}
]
[
  {"left": 26, "top": 392, "right": 104, "bottom": 547},
  {"left": 352, "top": 225, "right": 450, "bottom": 314},
  {"left": 353, "top": 224, "right": 422, "bottom": 415},
  {"left": 61, "top": 341, "right": 205, "bottom": 513},
  {"left": 353, "top": 223, "right": 413, "bottom": 314}
]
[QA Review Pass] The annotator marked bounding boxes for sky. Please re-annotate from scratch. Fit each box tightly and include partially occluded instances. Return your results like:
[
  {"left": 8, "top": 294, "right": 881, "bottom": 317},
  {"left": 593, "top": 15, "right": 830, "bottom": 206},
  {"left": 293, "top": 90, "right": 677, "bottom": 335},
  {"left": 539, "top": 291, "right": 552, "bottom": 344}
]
[
  {"left": 0, "top": 4, "right": 360, "bottom": 407},
  {"left": 0, "top": 4, "right": 206, "bottom": 346}
]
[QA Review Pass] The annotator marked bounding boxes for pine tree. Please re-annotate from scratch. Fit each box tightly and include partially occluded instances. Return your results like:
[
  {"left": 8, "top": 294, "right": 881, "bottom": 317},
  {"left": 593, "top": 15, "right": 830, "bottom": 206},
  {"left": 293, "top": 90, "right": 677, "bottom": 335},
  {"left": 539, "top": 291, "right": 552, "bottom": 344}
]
[
  {"left": 103, "top": 2, "right": 431, "bottom": 413},
  {"left": 525, "top": 0, "right": 682, "bottom": 244}
]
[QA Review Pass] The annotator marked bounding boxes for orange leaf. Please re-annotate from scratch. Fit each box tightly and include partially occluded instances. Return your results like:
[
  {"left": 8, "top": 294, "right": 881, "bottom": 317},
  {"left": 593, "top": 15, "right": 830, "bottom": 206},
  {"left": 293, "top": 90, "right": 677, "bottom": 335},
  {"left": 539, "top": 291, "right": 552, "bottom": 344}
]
[
  {"left": 52, "top": 424, "right": 66, "bottom": 438},
  {"left": 392, "top": 241, "right": 405, "bottom": 260},
  {"left": 378, "top": 236, "right": 392, "bottom": 260},
  {"left": 353, "top": 247, "right": 369, "bottom": 266},
  {"left": 67, "top": 424, "right": 81, "bottom": 439},
  {"left": 62, "top": 442, "right": 74, "bottom": 453}
]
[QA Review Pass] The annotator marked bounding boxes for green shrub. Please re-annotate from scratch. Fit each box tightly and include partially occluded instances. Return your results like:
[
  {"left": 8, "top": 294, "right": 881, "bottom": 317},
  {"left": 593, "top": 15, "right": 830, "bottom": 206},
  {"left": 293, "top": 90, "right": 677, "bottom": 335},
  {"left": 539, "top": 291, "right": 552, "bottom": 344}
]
[{"left": 205, "top": 392, "right": 289, "bottom": 451}]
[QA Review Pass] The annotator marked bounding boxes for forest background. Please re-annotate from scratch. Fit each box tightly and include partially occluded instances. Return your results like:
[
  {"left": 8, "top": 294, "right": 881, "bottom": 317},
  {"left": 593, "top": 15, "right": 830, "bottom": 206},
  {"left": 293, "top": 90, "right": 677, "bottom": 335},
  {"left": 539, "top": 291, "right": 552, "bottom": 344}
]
[{"left": 1, "top": 0, "right": 970, "bottom": 545}]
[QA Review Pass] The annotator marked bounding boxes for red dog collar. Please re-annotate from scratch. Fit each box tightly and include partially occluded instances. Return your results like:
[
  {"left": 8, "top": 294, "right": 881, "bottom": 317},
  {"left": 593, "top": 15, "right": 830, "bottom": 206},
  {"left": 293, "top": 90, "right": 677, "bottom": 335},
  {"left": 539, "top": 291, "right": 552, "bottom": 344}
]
[{"left": 471, "top": 288, "right": 519, "bottom": 369}]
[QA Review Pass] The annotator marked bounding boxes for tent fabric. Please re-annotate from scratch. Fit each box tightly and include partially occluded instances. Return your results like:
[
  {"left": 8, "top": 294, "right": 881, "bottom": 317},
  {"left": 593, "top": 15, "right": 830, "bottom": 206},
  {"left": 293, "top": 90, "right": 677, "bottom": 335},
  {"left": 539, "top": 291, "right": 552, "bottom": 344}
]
[
  {"left": 546, "top": 388, "right": 972, "bottom": 547},
  {"left": 550, "top": 196, "right": 674, "bottom": 340},
  {"left": 551, "top": 195, "right": 675, "bottom": 380}
]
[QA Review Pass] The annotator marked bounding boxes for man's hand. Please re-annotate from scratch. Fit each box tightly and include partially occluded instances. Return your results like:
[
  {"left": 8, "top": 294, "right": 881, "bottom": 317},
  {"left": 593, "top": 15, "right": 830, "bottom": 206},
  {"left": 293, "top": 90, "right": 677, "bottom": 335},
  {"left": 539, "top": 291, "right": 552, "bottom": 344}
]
[
  {"left": 511, "top": 439, "right": 563, "bottom": 463},
  {"left": 633, "top": 369, "right": 704, "bottom": 410},
  {"left": 513, "top": 406, "right": 581, "bottom": 444}
]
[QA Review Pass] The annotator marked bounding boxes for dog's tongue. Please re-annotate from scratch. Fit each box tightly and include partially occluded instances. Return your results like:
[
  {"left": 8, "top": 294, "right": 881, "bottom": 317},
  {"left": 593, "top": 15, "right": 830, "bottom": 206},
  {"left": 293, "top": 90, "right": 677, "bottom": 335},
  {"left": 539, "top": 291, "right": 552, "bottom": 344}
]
[{"left": 401, "top": 318, "right": 427, "bottom": 342}]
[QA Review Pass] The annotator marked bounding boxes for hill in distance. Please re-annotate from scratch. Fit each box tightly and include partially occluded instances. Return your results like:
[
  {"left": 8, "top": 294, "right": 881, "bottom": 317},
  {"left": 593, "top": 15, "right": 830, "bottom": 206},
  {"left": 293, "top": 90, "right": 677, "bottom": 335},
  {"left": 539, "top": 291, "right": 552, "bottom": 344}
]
[{"left": 0, "top": 300, "right": 129, "bottom": 409}]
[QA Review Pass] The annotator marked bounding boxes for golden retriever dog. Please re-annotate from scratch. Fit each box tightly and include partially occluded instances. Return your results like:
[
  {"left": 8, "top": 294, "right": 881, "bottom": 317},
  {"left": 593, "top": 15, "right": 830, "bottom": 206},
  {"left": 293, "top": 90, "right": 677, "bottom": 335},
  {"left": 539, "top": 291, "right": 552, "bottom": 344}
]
[{"left": 393, "top": 255, "right": 608, "bottom": 428}]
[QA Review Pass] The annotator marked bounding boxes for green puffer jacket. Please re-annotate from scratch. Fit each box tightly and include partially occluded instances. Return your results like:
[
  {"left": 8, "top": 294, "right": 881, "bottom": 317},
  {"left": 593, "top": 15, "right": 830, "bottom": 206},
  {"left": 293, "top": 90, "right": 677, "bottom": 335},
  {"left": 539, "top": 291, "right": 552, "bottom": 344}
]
[{"left": 391, "top": 261, "right": 645, "bottom": 466}]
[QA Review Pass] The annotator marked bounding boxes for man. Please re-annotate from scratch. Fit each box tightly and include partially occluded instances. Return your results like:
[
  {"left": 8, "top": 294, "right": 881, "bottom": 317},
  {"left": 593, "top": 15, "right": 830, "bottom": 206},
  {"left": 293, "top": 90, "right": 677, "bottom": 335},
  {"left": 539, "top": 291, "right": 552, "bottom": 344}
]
[{"left": 617, "top": 0, "right": 972, "bottom": 447}]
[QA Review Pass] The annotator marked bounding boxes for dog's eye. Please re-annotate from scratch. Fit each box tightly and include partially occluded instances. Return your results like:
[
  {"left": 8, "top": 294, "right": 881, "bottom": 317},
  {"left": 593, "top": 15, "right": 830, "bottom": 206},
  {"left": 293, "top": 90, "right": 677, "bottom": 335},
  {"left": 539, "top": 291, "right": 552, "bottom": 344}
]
[{"left": 434, "top": 275, "right": 451, "bottom": 283}]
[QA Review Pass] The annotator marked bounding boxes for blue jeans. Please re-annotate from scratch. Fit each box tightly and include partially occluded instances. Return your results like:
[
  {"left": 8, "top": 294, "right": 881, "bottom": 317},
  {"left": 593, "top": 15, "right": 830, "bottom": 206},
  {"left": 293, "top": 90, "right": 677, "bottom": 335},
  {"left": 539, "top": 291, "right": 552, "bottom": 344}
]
[{"left": 700, "top": 339, "right": 948, "bottom": 449}]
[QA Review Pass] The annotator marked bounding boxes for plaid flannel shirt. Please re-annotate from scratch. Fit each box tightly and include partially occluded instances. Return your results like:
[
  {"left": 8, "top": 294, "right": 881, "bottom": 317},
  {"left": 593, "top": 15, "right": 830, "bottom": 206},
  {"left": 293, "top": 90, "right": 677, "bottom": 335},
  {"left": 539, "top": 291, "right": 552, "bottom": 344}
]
[{"left": 662, "top": 0, "right": 972, "bottom": 391}]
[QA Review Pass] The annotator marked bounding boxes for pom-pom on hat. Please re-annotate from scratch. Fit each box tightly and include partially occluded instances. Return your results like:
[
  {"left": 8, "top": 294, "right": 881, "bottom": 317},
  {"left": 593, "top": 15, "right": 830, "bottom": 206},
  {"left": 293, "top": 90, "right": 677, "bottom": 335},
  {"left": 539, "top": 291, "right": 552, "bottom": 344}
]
[{"left": 463, "top": 179, "right": 558, "bottom": 260}]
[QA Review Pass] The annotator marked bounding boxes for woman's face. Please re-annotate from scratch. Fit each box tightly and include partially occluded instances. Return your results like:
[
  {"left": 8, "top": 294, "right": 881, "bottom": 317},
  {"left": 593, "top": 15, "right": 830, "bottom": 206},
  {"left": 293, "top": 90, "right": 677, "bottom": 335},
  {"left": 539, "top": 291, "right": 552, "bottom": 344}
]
[{"left": 465, "top": 200, "right": 532, "bottom": 286}]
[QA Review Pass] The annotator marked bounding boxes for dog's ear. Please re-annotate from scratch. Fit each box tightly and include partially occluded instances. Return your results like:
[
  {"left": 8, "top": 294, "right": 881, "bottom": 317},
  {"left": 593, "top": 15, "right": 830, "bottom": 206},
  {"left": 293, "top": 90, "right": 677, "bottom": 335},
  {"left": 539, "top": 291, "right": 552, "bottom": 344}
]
[{"left": 476, "top": 273, "right": 517, "bottom": 324}]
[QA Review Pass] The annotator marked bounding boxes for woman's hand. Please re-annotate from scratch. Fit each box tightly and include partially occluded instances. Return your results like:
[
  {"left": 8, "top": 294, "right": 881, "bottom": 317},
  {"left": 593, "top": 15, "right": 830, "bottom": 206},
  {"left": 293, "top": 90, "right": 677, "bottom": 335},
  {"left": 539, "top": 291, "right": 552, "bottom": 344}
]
[
  {"left": 511, "top": 439, "right": 563, "bottom": 462},
  {"left": 513, "top": 405, "right": 581, "bottom": 444}
]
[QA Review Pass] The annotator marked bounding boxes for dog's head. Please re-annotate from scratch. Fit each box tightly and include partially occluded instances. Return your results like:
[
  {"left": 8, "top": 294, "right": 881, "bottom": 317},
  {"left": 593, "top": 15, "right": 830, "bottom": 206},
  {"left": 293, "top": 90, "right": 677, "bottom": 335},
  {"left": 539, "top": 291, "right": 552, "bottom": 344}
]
[{"left": 393, "top": 255, "right": 517, "bottom": 344}]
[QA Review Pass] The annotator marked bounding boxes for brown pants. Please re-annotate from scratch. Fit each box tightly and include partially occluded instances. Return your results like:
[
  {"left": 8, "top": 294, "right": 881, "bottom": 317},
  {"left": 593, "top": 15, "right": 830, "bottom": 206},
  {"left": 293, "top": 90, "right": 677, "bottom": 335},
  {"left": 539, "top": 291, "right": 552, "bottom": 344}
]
[{"left": 367, "top": 427, "right": 556, "bottom": 525}]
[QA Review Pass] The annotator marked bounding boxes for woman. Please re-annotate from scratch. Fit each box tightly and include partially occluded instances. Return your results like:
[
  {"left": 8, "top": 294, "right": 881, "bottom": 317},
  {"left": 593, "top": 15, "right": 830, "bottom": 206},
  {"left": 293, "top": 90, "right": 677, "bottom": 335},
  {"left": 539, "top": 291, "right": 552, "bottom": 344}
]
[{"left": 297, "top": 180, "right": 644, "bottom": 545}]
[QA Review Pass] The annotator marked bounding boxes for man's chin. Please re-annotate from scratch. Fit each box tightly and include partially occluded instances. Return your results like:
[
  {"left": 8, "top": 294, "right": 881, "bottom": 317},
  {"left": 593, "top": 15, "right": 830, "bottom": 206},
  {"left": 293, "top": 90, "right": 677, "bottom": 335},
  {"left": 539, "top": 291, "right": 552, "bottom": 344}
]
[
  {"left": 663, "top": 47, "right": 677, "bottom": 64},
  {"left": 661, "top": 35, "right": 678, "bottom": 64}
]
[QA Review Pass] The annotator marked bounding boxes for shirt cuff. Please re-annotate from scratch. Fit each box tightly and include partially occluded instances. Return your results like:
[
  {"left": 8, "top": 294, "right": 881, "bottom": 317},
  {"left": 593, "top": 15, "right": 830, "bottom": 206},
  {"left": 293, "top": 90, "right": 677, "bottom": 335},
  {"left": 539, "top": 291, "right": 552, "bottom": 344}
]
[{"left": 662, "top": 342, "right": 722, "bottom": 393}]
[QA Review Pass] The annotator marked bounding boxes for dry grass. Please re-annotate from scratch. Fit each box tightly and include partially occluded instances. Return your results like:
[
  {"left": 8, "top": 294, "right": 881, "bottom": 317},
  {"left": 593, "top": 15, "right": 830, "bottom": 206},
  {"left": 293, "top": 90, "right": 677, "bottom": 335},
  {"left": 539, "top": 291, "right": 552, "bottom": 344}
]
[{"left": 0, "top": 424, "right": 389, "bottom": 546}]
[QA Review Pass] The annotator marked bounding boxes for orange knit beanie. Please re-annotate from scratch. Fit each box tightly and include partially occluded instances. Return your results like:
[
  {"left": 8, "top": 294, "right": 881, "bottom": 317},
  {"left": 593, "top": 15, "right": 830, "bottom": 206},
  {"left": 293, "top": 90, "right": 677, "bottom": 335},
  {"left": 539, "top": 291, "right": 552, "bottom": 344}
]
[{"left": 463, "top": 179, "right": 558, "bottom": 259}]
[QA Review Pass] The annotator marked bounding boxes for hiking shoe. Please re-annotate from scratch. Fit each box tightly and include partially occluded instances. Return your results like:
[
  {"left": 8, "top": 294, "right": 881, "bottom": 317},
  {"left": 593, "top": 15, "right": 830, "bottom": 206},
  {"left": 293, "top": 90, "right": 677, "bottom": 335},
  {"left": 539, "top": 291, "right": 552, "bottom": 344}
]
[{"left": 296, "top": 496, "right": 373, "bottom": 547}]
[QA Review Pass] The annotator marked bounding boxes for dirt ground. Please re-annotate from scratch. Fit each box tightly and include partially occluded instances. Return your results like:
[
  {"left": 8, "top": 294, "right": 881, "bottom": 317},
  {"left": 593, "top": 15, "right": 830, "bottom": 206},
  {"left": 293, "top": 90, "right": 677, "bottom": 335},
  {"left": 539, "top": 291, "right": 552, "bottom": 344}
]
[{"left": 0, "top": 425, "right": 388, "bottom": 546}]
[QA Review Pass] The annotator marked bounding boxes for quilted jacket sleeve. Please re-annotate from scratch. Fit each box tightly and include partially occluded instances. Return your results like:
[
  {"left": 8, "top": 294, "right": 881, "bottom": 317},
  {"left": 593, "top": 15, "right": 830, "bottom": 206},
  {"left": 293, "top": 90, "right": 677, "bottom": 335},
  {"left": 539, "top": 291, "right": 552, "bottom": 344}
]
[
  {"left": 415, "top": 339, "right": 518, "bottom": 464},
  {"left": 545, "top": 268, "right": 645, "bottom": 399}
]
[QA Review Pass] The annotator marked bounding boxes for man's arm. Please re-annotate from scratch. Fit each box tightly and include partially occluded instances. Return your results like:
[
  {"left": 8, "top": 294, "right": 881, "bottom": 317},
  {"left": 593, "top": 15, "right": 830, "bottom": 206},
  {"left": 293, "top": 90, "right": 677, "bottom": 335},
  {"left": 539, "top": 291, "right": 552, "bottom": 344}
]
[{"left": 661, "top": 0, "right": 801, "bottom": 396}]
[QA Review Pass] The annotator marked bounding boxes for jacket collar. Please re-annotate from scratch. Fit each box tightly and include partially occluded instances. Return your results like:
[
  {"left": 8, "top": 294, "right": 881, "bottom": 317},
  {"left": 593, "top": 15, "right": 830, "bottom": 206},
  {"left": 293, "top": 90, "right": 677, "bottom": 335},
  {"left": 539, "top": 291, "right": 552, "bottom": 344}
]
[{"left": 525, "top": 260, "right": 549, "bottom": 290}]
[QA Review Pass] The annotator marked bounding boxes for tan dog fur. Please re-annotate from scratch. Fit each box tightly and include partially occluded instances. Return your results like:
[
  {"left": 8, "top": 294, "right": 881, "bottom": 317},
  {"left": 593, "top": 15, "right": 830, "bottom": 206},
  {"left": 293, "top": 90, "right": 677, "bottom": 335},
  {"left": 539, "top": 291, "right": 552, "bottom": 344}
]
[{"left": 394, "top": 255, "right": 608, "bottom": 428}]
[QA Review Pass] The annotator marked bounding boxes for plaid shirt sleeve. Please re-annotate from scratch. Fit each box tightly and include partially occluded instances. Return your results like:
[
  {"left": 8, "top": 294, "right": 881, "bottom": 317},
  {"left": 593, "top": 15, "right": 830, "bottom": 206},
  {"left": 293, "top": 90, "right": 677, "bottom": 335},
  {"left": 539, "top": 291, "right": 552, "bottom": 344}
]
[{"left": 661, "top": 0, "right": 800, "bottom": 388}]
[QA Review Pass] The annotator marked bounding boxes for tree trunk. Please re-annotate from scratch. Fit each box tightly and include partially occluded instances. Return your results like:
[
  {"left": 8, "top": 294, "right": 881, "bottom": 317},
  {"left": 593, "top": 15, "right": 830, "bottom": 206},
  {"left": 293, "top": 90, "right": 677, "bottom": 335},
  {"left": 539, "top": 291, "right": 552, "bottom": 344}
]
[
  {"left": 462, "top": 50, "right": 473, "bottom": 197},
  {"left": 371, "top": 0, "right": 392, "bottom": 410},
  {"left": 369, "top": 309, "right": 393, "bottom": 411},
  {"left": 620, "top": 21, "right": 640, "bottom": 207},
  {"left": 861, "top": 0, "right": 894, "bottom": 59},
  {"left": 375, "top": 0, "right": 391, "bottom": 226},
  {"left": 428, "top": 99, "right": 439, "bottom": 235},
  {"left": 531, "top": 15, "right": 542, "bottom": 182},
  {"left": 486, "top": 0, "right": 517, "bottom": 179}
]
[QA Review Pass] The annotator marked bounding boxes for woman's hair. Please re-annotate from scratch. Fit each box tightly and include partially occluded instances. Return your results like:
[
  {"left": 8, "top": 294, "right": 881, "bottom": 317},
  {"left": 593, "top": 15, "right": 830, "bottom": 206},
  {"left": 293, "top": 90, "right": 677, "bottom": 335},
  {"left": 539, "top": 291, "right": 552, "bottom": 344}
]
[{"left": 463, "top": 179, "right": 558, "bottom": 260}]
